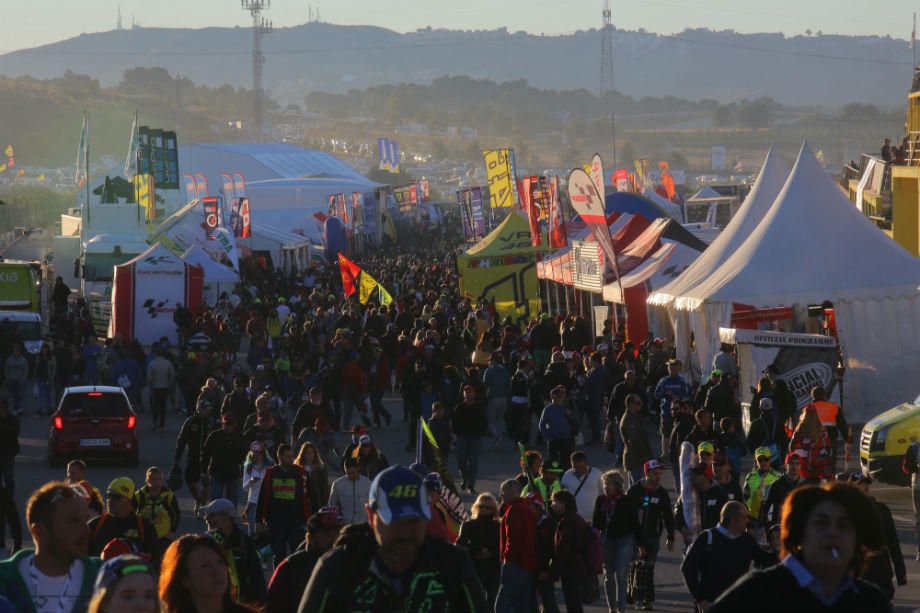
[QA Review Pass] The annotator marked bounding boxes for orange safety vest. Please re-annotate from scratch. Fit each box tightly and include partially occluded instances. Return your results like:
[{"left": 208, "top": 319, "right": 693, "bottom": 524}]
[{"left": 812, "top": 400, "right": 840, "bottom": 427}]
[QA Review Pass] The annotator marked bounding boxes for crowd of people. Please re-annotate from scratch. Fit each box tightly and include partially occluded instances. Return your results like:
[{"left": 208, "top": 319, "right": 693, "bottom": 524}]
[{"left": 0, "top": 224, "right": 909, "bottom": 612}]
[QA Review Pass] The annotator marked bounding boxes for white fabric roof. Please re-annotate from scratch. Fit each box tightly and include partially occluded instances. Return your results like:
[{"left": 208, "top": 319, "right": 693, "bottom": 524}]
[
  {"left": 649, "top": 147, "right": 790, "bottom": 307},
  {"left": 642, "top": 188, "right": 685, "bottom": 222},
  {"left": 181, "top": 244, "right": 239, "bottom": 283},
  {"left": 688, "top": 186, "right": 731, "bottom": 201},
  {"left": 672, "top": 143, "right": 920, "bottom": 310}
]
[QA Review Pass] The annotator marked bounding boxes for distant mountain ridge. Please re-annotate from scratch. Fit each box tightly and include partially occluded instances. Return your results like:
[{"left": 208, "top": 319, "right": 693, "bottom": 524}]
[{"left": 0, "top": 23, "right": 911, "bottom": 107}]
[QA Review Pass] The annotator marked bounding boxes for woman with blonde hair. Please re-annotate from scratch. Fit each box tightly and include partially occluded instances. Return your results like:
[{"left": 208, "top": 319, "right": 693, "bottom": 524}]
[
  {"left": 295, "top": 441, "right": 330, "bottom": 512},
  {"left": 241, "top": 442, "right": 272, "bottom": 534},
  {"left": 456, "top": 493, "right": 501, "bottom": 604},
  {"left": 789, "top": 405, "right": 833, "bottom": 483},
  {"left": 89, "top": 555, "right": 160, "bottom": 613}
]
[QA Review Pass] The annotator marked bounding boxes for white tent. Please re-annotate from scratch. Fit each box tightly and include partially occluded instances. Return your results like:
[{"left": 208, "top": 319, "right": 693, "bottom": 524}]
[
  {"left": 688, "top": 186, "right": 729, "bottom": 202},
  {"left": 150, "top": 200, "right": 312, "bottom": 272},
  {"left": 659, "top": 142, "right": 920, "bottom": 422},
  {"left": 181, "top": 244, "right": 239, "bottom": 305},
  {"left": 648, "top": 148, "right": 790, "bottom": 374}
]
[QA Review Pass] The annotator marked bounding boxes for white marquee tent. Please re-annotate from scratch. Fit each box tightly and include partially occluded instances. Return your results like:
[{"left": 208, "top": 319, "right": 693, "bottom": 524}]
[
  {"left": 649, "top": 148, "right": 790, "bottom": 374},
  {"left": 181, "top": 243, "right": 239, "bottom": 304},
  {"left": 652, "top": 142, "right": 920, "bottom": 422}
]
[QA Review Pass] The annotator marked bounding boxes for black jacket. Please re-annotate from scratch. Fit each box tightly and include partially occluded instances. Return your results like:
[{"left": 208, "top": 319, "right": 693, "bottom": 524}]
[
  {"left": 88, "top": 513, "right": 159, "bottom": 562},
  {"left": 680, "top": 527, "right": 774, "bottom": 603},
  {"left": 298, "top": 524, "right": 486, "bottom": 612},
  {"left": 746, "top": 413, "right": 788, "bottom": 458},
  {"left": 201, "top": 428, "right": 247, "bottom": 480},
  {"left": 608, "top": 381, "right": 642, "bottom": 422},
  {"left": 0, "top": 414, "right": 20, "bottom": 456},
  {"left": 668, "top": 414, "right": 696, "bottom": 464},
  {"left": 267, "top": 544, "right": 324, "bottom": 613},
  {"left": 704, "top": 381, "right": 737, "bottom": 422},
  {"left": 174, "top": 413, "right": 212, "bottom": 469},
  {"left": 450, "top": 401, "right": 488, "bottom": 437},
  {"left": 626, "top": 482, "right": 675, "bottom": 540},
  {"left": 592, "top": 494, "right": 642, "bottom": 542},
  {"left": 213, "top": 523, "right": 266, "bottom": 606},
  {"left": 456, "top": 515, "right": 501, "bottom": 579},
  {"left": 685, "top": 426, "right": 723, "bottom": 455},
  {"left": 759, "top": 476, "right": 804, "bottom": 526},
  {"left": 860, "top": 497, "right": 906, "bottom": 594},
  {"left": 710, "top": 562, "right": 890, "bottom": 612}
]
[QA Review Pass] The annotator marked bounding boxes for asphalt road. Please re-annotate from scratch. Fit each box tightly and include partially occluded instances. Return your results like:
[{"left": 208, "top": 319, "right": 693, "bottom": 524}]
[{"left": 7, "top": 390, "right": 920, "bottom": 612}]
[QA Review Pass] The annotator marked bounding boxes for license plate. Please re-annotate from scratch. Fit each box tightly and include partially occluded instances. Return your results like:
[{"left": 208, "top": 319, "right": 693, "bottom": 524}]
[{"left": 80, "top": 438, "right": 111, "bottom": 447}]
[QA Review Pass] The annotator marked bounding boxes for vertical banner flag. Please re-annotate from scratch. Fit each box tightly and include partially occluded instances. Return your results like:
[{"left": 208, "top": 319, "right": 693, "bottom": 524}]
[
  {"left": 134, "top": 174, "right": 156, "bottom": 222},
  {"left": 483, "top": 149, "right": 514, "bottom": 208},
  {"left": 549, "top": 175, "right": 567, "bottom": 249},
  {"left": 420, "top": 179, "right": 430, "bottom": 202},
  {"left": 183, "top": 174, "right": 197, "bottom": 203},
  {"left": 590, "top": 153, "right": 606, "bottom": 201},
  {"left": 202, "top": 196, "right": 219, "bottom": 238},
  {"left": 212, "top": 227, "right": 239, "bottom": 271},
  {"left": 124, "top": 112, "right": 138, "bottom": 178},
  {"left": 568, "top": 168, "right": 621, "bottom": 282},
  {"left": 75, "top": 112, "right": 88, "bottom": 187},
  {"left": 409, "top": 184, "right": 418, "bottom": 206},
  {"left": 388, "top": 141, "right": 400, "bottom": 173},
  {"left": 351, "top": 192, "right": 362, "bottom": 229},
  {"left": 508, "top": 149, "right": 521, "bottom": 207},
  {"left": 377, "top": 138, "right": 390, "bottom": 171},
  {"left": 336, "top": 193, "right": 348, "bottom": 224},
  {"left": 470, "top": 187, "right": 486, "bottom": 239},
  {"left": 521, "top": 176, "right": 541, "bottom": 247},
  {"left": 220, "top": 173, "right": 234, "bottom": 202},
  {"left": 194, "top": 173, "right": 208, "bottom": 201},
  {"left": 239, "top": 198, "right": 251, "bottom": 238},
  {"left": 458, "top": 189, "right": 473, "bottom": 241},
  {"left": 232, "top": 173, "right": 246, "bottom": 201},
  {"left": 328, "top": 194, "right": 336, "bottom": 217}
]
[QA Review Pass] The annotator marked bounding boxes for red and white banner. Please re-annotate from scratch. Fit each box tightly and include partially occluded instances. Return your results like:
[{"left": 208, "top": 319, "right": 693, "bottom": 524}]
[
  {"left": 548, "top": 175, "right": 567, "bottom": 249},
  {"left": 202, "top": 197, "right": 219, "bottom": 237},
  {"left": 194, "top": 173, "right": 208, "bottom": 201},
  {"left": 568, "top": 168, "right": 619, "bottom": 278},
  {"left": 521, "top": 176, "right": 541, "bottom": 247},
  {"left": 183, "top": 174, "right": 197, "bottom": 203},
  {"left": 590, "top": 153, "right": 606, "bottom": 201},
  {"left": 239, "top": 198, "right": 251, "bottom": 238}
]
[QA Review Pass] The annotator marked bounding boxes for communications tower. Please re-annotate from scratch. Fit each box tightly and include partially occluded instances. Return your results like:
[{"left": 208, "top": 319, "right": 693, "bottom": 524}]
[
  {"left": 241, "top": 0, "right": 273, "bottom": 141},
  {"left": 600, "top": 0, "right": 615, "bottom": 96}
]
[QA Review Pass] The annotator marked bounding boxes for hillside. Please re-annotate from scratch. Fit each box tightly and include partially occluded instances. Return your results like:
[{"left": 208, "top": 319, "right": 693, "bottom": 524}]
[{"left": 0, "top": 23, "right": 912, "bottom": 107}]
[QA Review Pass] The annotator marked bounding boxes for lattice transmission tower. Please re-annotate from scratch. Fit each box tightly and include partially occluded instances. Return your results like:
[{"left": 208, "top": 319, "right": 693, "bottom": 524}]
[
  {"left": 242, "top": 0, "right": 273, "bottom": 141},
  {"left": 600, "top": 0, "right": 615, "bottom": 96}
]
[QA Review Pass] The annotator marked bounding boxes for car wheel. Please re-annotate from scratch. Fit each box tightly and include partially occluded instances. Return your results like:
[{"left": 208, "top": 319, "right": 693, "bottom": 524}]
[
  {"left": 127, "top": 449, "right": 139, "bottom": 467},
  {"left": 48, "top": 450, "right": 63, "bottom": 468}
]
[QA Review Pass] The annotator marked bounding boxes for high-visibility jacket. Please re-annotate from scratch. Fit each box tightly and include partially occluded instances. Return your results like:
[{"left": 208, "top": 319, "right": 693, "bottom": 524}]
[
  {"left": 812, "top": 400, "right": 840, "bottom": 428},
  {"left": 743, "top": 468, "right": 782, "bottom": 518}
]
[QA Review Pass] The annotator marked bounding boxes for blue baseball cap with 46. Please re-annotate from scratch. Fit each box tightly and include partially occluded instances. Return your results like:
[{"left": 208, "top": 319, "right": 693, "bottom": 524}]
[{"left": 368, "top": 465, "right": 432, "bottom": 525}]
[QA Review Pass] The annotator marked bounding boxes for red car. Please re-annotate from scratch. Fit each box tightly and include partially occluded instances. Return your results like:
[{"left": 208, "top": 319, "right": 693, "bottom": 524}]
[{"left": 48, "top": 386, "right": 139, "bottom": 466}]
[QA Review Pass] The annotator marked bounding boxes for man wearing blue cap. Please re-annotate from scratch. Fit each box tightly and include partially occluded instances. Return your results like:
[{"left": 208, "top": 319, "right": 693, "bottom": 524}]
[{"left": 298, "top": 465, "right": 486, "bottom": 612}]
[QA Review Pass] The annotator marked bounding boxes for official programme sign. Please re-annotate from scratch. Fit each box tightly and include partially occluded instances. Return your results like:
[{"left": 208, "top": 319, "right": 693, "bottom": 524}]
[{"left": 572, "top": 240, "right": 604, "bottom": 292}]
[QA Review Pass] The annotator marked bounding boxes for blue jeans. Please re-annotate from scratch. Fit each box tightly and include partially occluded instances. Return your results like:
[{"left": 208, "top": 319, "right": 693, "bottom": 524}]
[
  {"left": 495, "top": 562, "right": 534, "bottom": 613},
  {"left": 5, "top": 380, "right": 23, "bottom": 414},
  {"left": 455, "top": 436, "right": 481, "bottom": 488},
  {"left": 604, "top": 535, "right": 635, "bottom": 612},
  {"left": 35, "top": 379, "right": 52, "bottom": 414},
  {"left": 209, "top": 477, "right": 239, "bottom": 506}
]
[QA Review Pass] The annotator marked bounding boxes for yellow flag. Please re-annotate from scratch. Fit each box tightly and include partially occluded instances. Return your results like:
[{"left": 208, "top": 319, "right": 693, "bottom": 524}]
[
  {"left": 378, "top": 285, "right": 393, "bottom": 307},
  {"left": 421, "top": 417, "right": 439, "bottom": 449},
  {"left": 359, "top": 272, "right": 378, "bottom": 304},
  {"left": 483, "top": 149, "right": 515, "bottom": 208},
  {"left": 134, "top": 173, "right": 156, "bottom": 221}
]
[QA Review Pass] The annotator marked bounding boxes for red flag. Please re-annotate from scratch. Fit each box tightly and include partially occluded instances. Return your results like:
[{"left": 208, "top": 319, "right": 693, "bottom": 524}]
[
  {"left": 338, "top": 253, "right": 361, "bottom": 297},
  {"left": 522, "top": 177, "right": 541, "bottom": 247},
  {"left": 548, "top": 175, "right": 567, "bottom": 248},
  {"left": 239, "top": 197, "right": 251, "bottom": 238}
]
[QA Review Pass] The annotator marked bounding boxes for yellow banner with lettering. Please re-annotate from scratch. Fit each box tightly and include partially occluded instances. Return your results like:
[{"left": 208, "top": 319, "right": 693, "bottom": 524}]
[
  {"left": 134, "top": 173, "right": 156, "bottom": 222},
  {"left": 483, "top": 149, "right": 515, "bottom": 208}
]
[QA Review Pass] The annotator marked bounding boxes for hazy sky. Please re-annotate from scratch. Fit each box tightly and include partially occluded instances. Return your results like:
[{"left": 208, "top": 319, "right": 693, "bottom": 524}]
[{"left": 1, "top": 0, "right": 914, "bottom": 53}]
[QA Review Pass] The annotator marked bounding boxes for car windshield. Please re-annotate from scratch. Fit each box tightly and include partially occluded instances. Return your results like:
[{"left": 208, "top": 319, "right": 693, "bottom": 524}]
[
  {"left": 61, "top": 393, "right": 130, "bottom": 417},
  {"left": 11, "top": 320, "right": 41, "bottom": 340}
]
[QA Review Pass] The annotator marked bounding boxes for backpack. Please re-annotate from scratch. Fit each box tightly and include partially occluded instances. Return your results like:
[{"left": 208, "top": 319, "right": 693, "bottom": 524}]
[
  {"left": 584, "top": 525, "right": 604, "bottom": 575},
  {"left": 92, "top": 513, "right": 146, "bottom": 544}
]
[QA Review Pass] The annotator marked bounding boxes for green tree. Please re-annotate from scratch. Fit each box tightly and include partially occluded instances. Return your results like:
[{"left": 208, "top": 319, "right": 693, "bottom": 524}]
[
  {"left": 737, "top": 99, "right": 775, "bottom": 129},
  {"left": 712, "top": 104, "right": 735, "bottom": 127}
]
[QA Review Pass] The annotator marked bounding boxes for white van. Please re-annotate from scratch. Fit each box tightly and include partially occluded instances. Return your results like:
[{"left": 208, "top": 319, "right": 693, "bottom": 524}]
[{"left": 0, "top": 310, "right": 43, "bottom": 354}]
